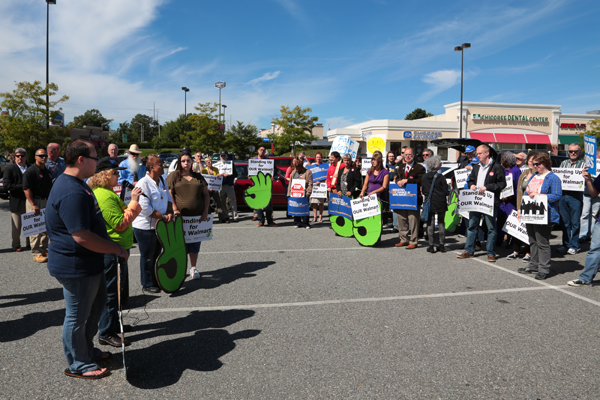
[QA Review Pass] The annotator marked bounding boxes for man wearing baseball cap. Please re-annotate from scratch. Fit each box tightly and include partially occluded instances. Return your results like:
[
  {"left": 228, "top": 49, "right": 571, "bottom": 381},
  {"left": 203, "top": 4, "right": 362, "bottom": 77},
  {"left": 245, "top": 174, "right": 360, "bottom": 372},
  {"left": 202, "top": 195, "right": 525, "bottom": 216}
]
[{"left": 118, "top": 144, "right": 146, "bottom": 186}]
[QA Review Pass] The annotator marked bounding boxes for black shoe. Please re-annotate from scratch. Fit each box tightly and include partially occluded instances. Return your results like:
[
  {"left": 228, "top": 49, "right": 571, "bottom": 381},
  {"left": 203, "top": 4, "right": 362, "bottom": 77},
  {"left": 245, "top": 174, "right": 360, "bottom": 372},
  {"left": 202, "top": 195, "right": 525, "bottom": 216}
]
[
  {"left": 535, "top": 272, "right": 548, "bottom": 280},
  {"left": 438, "top": 245, "right": 446, "bottom": 253},
  {"left": 426, "top": 245, "right": 436, "bottom": 253},
  {"left": 99, "top": 335, "right": 131, "bottom": 347},
  {"left": 392, "top": 228, "right": 399, "bottom": 233},
  {"left": 143, "top": 286, "right": 160, "bottom": 294},
  {"left": 517, "top": 268, "right": 536, "bottom": 274}
]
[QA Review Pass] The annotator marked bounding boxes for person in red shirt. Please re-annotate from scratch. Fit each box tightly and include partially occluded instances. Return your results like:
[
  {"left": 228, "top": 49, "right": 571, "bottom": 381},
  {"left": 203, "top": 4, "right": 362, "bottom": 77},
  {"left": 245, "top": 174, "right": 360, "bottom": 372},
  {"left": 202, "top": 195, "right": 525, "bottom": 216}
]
[{"left": 326, "top": 152, "right": 341, "bottom": 193}]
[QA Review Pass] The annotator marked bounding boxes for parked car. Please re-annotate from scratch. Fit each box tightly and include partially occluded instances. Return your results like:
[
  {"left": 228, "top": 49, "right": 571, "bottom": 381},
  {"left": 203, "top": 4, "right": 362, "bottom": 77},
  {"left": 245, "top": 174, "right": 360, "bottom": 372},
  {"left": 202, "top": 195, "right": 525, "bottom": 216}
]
[
  {"left": 159, "top": 153, "right": 178, "bottom": 161},
  {"left": 0, "top": 178, "right": 8, "bottom": 200},
  {"left": 233, "top": 163, "right": 289, "bottom": 207},
  {"left": 0, "top": 155, "right": 9, "bottom": 174},
  {"left": 211, "top": 153, "right": 237, "bottom": 162}
]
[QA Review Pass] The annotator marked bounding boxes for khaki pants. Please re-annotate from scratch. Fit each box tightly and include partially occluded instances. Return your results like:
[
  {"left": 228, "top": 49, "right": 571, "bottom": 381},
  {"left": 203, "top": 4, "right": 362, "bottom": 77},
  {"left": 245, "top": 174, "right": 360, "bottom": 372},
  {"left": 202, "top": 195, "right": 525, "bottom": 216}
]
[
  {"left": 220, "top": 184, "right": 238, "bottom": 220},
  {"left": 11, "top": 211, "right": 29, "bottom": 249},
  {"left": 396, "top": 209, "right": 420, "bottom": 245},
  {"left": 26, "top": 199, "right": 48, "bottom": 255}
]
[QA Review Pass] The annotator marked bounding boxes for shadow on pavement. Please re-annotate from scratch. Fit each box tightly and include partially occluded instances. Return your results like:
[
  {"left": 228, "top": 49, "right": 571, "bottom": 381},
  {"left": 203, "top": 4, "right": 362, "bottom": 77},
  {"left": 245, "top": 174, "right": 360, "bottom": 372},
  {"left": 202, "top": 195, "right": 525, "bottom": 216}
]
[
  {"left": 0, "top": 288, "right": 64, "bottom": 309},
  {"left": 0, "top": 309, "right": 64, "bottom": 342},
  {"left": 125, "top": 310, "right": 259, "bottom": 388}
]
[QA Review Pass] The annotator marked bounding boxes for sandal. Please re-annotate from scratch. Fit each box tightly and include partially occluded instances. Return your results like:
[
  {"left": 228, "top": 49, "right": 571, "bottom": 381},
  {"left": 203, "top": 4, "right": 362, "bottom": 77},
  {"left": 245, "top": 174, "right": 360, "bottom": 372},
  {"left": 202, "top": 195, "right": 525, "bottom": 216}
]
[
  {"left": 64, "top": 367, "right": 111, "bottom": 380},
  {"left": 318, "top": 217, "right": 323, "bottom": 223}
]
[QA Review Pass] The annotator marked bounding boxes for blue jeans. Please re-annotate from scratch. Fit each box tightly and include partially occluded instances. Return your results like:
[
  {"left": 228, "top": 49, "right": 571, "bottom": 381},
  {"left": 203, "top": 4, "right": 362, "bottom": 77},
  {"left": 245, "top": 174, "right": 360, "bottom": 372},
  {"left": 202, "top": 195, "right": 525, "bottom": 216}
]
[
  {"left": 99, "top": 254, "right": 127, "bottom": 339},
  {"left": 133, "top": 228, "right": 160, "bottom": 288},
  {"left": 560, "top": 195, "right": 583, "bottom": 250},
  {"left": 580, "top": 195, "right": 600, "bottom": 240},
  {"left": 257, "top": 202, "right": 274, "bottom": 224},
  {"left": 393, "top": 211, "right": 398, "bottom": 229},
  {"left": 465, "top": 210, "right": 497, "bottom": 256},
  {"left": 56, "top": 273, "right": 107, "bottom": 374},
  {"left": 579, "top": 222, "right": 600, "bottom": 284}
]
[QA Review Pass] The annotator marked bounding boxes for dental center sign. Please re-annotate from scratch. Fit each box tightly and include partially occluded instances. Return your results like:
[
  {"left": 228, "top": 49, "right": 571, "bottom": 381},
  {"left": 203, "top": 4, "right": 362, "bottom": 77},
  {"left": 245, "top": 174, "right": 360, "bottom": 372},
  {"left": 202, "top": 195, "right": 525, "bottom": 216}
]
[
  {"left": 403, "top": 131, "right": 442, "bottom": 140},
  {"left": 472, "top": 113, "right": 549, "bottom": 123}
]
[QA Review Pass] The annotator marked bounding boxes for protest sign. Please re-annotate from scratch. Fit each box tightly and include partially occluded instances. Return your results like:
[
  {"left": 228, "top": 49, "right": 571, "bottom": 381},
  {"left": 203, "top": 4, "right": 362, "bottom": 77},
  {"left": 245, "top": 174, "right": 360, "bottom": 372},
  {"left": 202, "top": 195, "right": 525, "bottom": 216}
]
[
  {"left": 502, "top": 210, "right": 530, "bottom": 244},
  {"left": 328, "top": 192, "right": 353, "bottom": 219},
  {"left": 454, "top": 168, "right": 470, "bottom": 189},
  {"left": 501, "top": 173, "right": 514, "bottom": 198},
  {"left": 248, "top": 159, "right": 274, "bottom": 176},
  {"left": 458, "top": 190, "right": 494, "bottom": 216},
  {"left": 21, "top": 209, "right": 47, "bottom": 238},
  {"left": 214, "top": 161, "right": 233, "bottom": 175},
  {"left": 585, "top": 134, "right": 597, "bottom": 176},
  {"left": 311, "top": 182, "right": 327, "bottom": 199},
  {"left": 350, "top": 194, "right": 381, "bottom": 220},
  {"left": 520, "top": 195, "right": 548, "bottom": 225},
  {"left": 361, "top": 159, "right": 372, "bottom": 176},
  {"left": 113, "top": 185, "right": 132, "bottom": 204},
  {"left": 329, "top": 135, "right": 359, "bottom": 160},
  {"left": 553, "top": 168, "right": 585, "bottom": 191},
  {"left": 307, "top": 162, "right": 329, "bottom": 182},
  {"left": 290, "top": 179, "right": 306, "bottom": 198},
  {"left": 389, "top": 183, "right": 418, "bottom": 210},
  {"left": 288, "top": 197, "right": 310, "bottom": 216},
  {"left": 181, "top": 214, "right": 214, "bottom": 243},
  {"left": 202, "top": 175, "right": 223, "bottom": 191}
]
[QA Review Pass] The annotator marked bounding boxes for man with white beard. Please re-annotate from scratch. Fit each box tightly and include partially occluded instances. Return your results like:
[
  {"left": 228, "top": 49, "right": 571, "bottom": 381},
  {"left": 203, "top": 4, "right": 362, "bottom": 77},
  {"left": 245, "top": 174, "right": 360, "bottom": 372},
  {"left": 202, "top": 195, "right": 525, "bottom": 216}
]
[{"left": 118, "top": 144, "right": 146, "bottom": 186}]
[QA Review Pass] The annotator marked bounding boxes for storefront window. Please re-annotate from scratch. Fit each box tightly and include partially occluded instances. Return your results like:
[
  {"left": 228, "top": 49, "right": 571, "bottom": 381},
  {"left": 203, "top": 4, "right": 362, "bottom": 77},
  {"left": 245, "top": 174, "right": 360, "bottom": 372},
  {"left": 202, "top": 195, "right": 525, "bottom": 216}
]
[
  {"left": 525, "top": 143, "right": 550, "bottom": 152},
  {"left": 390, "top": 142, "right": 403, "bottom": 155}
]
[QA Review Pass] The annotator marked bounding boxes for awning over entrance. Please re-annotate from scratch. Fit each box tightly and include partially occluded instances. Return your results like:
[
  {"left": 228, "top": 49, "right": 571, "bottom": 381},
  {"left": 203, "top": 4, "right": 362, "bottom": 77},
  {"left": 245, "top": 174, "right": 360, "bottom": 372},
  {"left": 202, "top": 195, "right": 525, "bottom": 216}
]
[
  {"left": 526, "top": 134, "right": 551, "bottom": 144},
  {"left": 558, "top": 134, "right": 581, "bottom": 145},
  {"left": 469, "top": 132, "right": 495, "bottom": 143},
  {"left": 470, "top": 132, "right": 549, "bottom": 144},
  {"left": 495, "top": 133, "right": 526, "bottom": 143}
]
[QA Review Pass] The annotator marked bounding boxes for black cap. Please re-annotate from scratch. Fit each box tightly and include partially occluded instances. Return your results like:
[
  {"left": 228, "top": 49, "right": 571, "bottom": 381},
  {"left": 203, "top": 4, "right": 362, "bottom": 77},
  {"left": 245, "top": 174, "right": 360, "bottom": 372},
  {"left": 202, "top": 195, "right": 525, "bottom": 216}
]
[
  {"left": 181, "top": 146, "right": 191, "bottom": 154},
  {"left": 95, "top": 157, "right": 126, "bottom": 174},
  {"left": 220, "top": 150, "right": 228, "bottom": 156}
]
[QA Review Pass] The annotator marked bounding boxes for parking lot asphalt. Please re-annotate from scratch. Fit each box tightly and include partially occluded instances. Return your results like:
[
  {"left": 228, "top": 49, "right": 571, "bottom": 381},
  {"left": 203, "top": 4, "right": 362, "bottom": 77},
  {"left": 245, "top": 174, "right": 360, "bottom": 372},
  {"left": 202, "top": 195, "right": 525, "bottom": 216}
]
[{"left": 1, "top": 200, "right": 600, "bottom": 399}]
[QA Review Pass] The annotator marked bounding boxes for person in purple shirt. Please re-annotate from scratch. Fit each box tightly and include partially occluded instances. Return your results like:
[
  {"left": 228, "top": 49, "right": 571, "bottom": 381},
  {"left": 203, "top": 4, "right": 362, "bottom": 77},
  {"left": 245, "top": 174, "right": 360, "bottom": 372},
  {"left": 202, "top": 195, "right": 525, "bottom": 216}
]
[
  {"left": 359, "top": 153, "right": 389, "bottom": 200},
  {"left": 497, "top": 152, "right": 522, "bottom": 247}
]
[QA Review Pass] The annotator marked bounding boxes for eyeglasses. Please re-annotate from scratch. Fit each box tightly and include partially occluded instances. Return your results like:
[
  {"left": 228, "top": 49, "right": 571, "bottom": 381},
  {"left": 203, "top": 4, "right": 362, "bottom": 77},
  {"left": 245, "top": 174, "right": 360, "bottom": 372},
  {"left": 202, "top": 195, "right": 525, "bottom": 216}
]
[
  {"left": 15, "top": 154, "right": 25, "bottom": 158},
  {"left": 404, "top": 153, "right": 414, "bottom": 157},
  {"left": 85, "top": 155, "right": 99, "bottom": 162},
  {"left": 568, "top": 150, "right": 579, "bottom": 154},
  {"left": 533, "top": 162, "right": 542, "bottom": 167},
  {"left": 423, "top": 154, "right": 430, "bottom": 157},
  {"left": 35, "top": 154, "right": 48, "bottom": 158}
]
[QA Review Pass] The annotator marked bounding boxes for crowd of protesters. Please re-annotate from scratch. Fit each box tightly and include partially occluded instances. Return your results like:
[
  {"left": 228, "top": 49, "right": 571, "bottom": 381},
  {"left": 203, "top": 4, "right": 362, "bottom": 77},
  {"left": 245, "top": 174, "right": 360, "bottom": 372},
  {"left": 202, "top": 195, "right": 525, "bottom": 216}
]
[{"left": 5, "top": 138, "right": 600, "bottom": 380}]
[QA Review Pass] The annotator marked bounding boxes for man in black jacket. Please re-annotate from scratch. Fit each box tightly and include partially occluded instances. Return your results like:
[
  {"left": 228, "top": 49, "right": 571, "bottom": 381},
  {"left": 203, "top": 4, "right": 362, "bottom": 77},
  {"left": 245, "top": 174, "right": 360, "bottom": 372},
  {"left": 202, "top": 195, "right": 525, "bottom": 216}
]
[
  {"left": 457, "top": 145, "right": 506, "bottom": 262},
  {"left": 3, "top": 148, "right": 30, "bottom": 251}
]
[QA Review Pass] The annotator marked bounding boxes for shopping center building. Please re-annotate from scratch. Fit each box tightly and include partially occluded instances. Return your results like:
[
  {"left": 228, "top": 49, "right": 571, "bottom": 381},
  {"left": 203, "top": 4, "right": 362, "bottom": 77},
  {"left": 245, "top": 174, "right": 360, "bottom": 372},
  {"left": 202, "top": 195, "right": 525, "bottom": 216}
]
[{"left": 326, "top": 102, "right": 599, "bottom": 161}]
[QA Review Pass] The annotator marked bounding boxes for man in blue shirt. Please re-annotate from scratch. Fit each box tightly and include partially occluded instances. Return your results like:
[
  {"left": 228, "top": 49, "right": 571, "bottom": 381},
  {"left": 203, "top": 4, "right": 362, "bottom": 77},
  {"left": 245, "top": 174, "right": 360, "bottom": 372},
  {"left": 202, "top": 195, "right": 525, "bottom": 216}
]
[
  {"left": 118, "top": 144, "right": 146, "bottom": 185},
  {"left": 47, "top": 140, "right": 130, "bottom": 380},
  {"left": 45, "top": 142, "right": 66, "bottom": 181}
]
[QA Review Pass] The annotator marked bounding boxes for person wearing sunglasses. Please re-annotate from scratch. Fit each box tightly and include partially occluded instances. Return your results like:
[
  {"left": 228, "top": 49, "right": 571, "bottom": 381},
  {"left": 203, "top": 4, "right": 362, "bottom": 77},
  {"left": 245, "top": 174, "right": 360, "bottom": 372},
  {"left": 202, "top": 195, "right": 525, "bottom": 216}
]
[
  {"left": 557, "top": 144, "right": 586, "bottom": 255},
  {"left": 517, "top": 153, "right": 562, "bottom": 280},
  {"left": 23, "top": 148, "right": 54, "bottom": 262},
  {"left": 3, "top": 147, "right": 31, "bottom": 252}
]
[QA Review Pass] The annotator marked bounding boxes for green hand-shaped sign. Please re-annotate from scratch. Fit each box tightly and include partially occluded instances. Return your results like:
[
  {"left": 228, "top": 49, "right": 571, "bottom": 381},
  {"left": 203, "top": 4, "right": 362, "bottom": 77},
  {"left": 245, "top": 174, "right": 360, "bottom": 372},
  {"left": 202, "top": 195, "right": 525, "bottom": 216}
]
[
  {"left": 244, "top": 171, "right": 273, "bottom": 210},
  {"left": 444, "top": 190, "right": 460, "bottom": 233},
  {"left": 155, "top": 217, "right": 188, "bottom": 293},
  {"left": 353, "top": 212, "right": 382, "bottom": 246},
  {"left": 331, "top": 215, "right": 354, "bottom": 237}
]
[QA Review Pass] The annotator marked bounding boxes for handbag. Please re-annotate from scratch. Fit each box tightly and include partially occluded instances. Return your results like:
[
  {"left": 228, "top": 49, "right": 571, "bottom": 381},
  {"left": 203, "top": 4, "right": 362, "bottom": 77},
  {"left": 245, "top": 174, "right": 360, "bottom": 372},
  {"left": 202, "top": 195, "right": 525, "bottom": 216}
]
[{"left": 420, "top": 174, "right": 438, "bottom": 222}]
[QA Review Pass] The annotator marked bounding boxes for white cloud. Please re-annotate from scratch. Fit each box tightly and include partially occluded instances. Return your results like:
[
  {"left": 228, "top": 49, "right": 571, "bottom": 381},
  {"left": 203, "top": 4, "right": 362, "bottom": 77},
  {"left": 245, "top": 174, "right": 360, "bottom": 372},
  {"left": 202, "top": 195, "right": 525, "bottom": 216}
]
[
  {"left": 324, "top": 117, "right": 357, "bottom": 131},
  {"left": 272, "top": 0, "right": 307, "bottom": 23},
  {"left": 246, "top": 71, "right": 282, "bottom": 85},
  {"left": 418, "top": 70, "right": 461, "bottom": 102}
]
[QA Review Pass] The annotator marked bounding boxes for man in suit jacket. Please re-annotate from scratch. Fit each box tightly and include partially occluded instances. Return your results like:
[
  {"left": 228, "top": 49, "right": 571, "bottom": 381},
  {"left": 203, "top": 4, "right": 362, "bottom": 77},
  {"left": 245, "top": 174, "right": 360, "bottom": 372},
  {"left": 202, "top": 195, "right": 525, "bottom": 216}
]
[
  {"left": 393, "top": 147, "right": 426, "bottom": 249},
  {"left": 3, "top": 148, "right": 30, "bottom": 251},
  {"left": 457, "top": 144, "right": 506, "bottom": 262}
]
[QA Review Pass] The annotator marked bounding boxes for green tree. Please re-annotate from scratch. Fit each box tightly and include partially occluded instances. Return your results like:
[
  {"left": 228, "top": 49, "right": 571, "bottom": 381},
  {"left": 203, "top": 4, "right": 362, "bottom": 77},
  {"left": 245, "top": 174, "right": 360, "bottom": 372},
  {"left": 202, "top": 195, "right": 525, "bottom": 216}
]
[
  {"left": 0, "top": 80, "right": 69, "bottom": 155},
  {"left": 114, "top": 121, "right": 138, "bottom": 143},
  {"left": 68, "top": 109, "right": 112, "bottom": 130},
  {"left": 130, "top": 114, "right": 159, "bottom": 143},
  {"left": 405, "top": 108, "right": 434, "bottom": 120},
  {"left": 161, "top": 114, "right": 186, "bottom": 143},
  {"left": 185, "top": 102, "right": 224, "bottom": 153},
  {"left": 271, "top": 105, "right": 318, "bottom": 156},
  {"left": 224, "top": 121, "right": 263, "bottom": 160},
  {"left": 151, "top": 135, "right": 164, "bottom": 153}
]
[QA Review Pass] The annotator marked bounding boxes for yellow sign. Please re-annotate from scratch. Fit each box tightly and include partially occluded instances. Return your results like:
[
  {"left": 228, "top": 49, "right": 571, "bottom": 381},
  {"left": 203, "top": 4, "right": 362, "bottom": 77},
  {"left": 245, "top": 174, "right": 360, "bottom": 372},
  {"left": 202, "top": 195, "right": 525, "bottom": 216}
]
[{"left": 367, "top": 136, "right": 385, "bottom": 154}]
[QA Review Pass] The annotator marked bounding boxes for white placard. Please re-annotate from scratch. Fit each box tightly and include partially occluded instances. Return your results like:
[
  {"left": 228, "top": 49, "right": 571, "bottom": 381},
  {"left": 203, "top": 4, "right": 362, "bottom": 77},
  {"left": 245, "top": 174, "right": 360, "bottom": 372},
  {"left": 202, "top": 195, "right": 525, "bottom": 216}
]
[
  {"left": 290, "top": 179, "right": 306, "bottom": 198},
  {"left": 21, "top": 209, "right": 47, "bottom": 238},
  {"left": 214, "top": 161, "right": 233, "bottom": 175},
  {"left": 361, "top": 159, "right": 372, "bottom": 176},
  {"left": 113, "top": 185, "right": 132, "bottom": 204},
  {"left": 454, "top": 168, "right": 470, "bottom": 189},
  {"left": 553, "top": 168, "right": 585, "bottom": 191},
  {"left": 520, "top": 195, "right": 548, "bottom": 225},
  {"left": 311, "top": 182, "right": 327, "bottom": 199},
  {"left": 350, "top": 194, "right": 381, "bottom": 220},
  {"left": 458, "top": 190, "right": 495, "bottom": 216},
  {"left": 202, "top": 175, "right": 223, "bottom": 191},
  {"left": 181, "top": 214, "right": 214, "bottom": 243},
  {"left": 501, "top": 174, "right": 514, "bottom": 198},
  {"left": 248, "top": 159, "right": 274, "bottom": 176},
  {"left": 502, "top": 210, "right": 530, "bottom": 244},
  {"left": 329, "top": 135, "right": 359, "bottom": 160}
]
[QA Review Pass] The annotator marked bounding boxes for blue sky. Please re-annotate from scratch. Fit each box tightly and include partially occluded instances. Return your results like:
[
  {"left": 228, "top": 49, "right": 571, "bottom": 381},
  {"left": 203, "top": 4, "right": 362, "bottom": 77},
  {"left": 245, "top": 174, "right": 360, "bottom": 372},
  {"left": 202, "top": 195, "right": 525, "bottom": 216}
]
[{"left": 1, "top": 0, "right": 599, "bottom": 133}]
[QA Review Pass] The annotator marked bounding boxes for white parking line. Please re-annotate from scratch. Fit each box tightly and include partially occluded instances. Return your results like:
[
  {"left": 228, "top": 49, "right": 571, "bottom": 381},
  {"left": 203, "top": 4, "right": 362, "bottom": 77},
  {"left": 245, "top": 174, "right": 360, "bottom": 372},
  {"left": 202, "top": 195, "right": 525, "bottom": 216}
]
[
  {"left": 127, "top": 285, "right": 564, "bottom": 313},
  {"left": 454, "top": 251, "right": 600, "bottom": 307},
  {"left": 129, "top": 247, "right": 372, "bottom": 256}
]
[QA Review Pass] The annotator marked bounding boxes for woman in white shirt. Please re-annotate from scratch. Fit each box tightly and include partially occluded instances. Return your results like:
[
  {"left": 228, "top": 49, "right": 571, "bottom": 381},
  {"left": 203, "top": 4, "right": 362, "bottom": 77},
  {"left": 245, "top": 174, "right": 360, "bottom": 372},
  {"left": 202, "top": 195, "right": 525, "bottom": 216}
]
[{"left": 133, "top": 155, "right": 173, "bottom": 293}]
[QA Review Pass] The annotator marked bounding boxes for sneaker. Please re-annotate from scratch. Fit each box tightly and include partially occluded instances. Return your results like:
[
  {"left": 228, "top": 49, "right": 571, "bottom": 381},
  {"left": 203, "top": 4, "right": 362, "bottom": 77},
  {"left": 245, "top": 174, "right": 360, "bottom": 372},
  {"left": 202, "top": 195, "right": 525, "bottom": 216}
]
[
  {"left": 506, "top": 253, "right": 519, "bottom": 260},
  {"left": 294, "top": 225, "right": 300, "bottom": 228},
  {"left": 457, "top": 234, "right": 465, "bottom": 238},
  {"left": 522, "top": 254, "right": 531, "bottom": 262},
  {"left": 567, "top": 279, "right": 588, "bottom": 287},
  {"left": 518, "top": 267, "right": 536, "bottom": 274},
  {"left": 567, "top": 248, "right": 578, "bottom": 255},
  {"left": 190, "top": 268, "right": 201, "bottom": 280},
  {"left": 438, "top": 245, "right": 446, "bottom": 253},
  {"left": 305, "top": 226, "right": 311, "bottom": 229},
  {"left": 557, "top": 246, "right": 568, "bottom": 253}
]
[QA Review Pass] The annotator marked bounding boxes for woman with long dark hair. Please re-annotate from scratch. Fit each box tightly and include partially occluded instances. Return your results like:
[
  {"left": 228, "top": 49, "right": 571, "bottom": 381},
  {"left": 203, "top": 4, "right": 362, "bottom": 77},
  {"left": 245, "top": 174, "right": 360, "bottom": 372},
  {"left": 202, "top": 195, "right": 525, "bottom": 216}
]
[
  {"left": 359, "top": 154, "right": 389, "bottom": 200},
  {"left": 287, "top": 158, "right": 313, "bottom": 228}
]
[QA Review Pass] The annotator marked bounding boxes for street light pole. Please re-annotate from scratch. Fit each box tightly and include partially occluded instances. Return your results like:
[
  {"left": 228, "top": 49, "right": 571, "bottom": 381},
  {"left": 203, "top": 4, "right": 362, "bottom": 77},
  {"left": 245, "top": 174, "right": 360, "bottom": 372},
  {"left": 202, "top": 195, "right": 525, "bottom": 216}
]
[
  {"left": 46, "top": 0, "right": 56, "bottom": 130},
  {"left": 182, "top": 87, "right": 189, "bottom": 132},
  {"left": 215, "top": 81, "right": 226, "bottom": 124},
  {"left": 222, "top": 105, "right": 227, "bottom": 132},
  {"left": 454, "top": 43, "right": 471, "bottom": 139}
]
